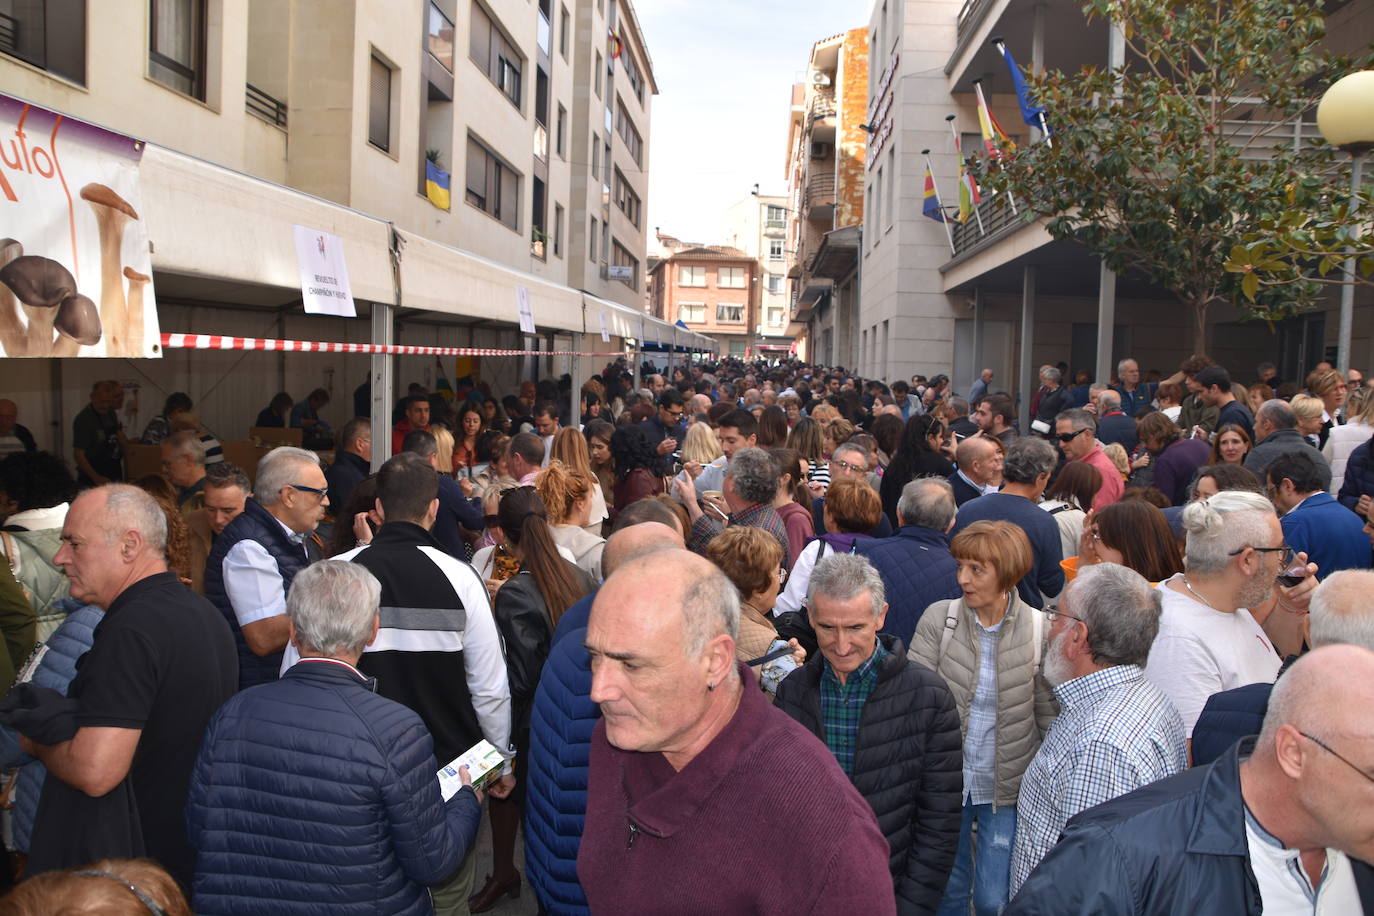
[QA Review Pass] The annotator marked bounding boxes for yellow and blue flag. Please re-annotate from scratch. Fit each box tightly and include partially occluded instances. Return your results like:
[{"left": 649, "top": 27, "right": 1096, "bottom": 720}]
[{"left": 425, "top": 160, "right": 451, "bottom": 210}]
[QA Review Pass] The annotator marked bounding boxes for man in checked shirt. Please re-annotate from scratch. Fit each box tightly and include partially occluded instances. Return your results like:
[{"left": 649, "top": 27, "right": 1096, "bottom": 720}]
[{"left": 1008, "top": 562, "right": 1187, "bottom": 894}]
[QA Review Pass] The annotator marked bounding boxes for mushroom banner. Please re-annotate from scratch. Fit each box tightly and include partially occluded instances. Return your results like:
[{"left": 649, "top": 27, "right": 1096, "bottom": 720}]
[{"left": 0, "top": 93, "right": 161, "bottom": 358}]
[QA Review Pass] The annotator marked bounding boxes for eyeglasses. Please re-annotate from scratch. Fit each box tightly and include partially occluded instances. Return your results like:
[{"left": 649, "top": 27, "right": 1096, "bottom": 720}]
[
  {"left": 829, "top": 457, "right": 865, "bottom": 474},
  {"left": 1228, "top": 543, "right": 1294, "bottom": 568},
  {"left": 1056, "top": 429, "right": 1088, "bottom": 444},
  {"left": 1298, "top": 731, "right": 1374, "bottom": 785},
  {"left": 289, "top": 484, "right": 328, "bottom": 500},
  {"left": 1044, "top": 604, "right": 1087, "bottom": 627},
  {"left": 776, "top": 567, "right": 788, "bottom": 585}
]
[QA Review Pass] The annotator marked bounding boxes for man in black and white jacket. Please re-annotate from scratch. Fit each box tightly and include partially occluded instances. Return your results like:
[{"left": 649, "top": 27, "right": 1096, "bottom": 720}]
[{"left": 328, "top": 453, "right": 515, "bottom": 912}]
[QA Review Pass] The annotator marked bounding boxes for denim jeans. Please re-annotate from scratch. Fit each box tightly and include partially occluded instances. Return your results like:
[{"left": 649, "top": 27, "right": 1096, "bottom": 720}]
[{"left": 936, "top": 802, "right": 1017, "bottom": 916}]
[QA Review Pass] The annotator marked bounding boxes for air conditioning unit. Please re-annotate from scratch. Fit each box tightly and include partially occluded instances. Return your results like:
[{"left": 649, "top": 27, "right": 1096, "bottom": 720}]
[
  {"left": 809, "top": 141, "right": 832, "bottom": 160},
  {"left": 811, "top": 71, "right": 832, "bottom": 88}
]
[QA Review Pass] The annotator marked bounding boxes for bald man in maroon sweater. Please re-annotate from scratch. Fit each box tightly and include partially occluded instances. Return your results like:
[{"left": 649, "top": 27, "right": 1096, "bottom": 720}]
[{"left": 578, "top": 550, "right": 895, "bottom": 915}]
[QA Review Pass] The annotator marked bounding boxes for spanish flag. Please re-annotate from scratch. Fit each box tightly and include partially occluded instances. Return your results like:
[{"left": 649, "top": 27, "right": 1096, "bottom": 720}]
[
  {"left": 974, "top": 80, "right": 1014, "bottom": 160},
  {"left": 922, "top": 165, "right": 945, "bottom": 223},
  {"left": 425, "top": 160, "right": 451, "bottom": 210}
]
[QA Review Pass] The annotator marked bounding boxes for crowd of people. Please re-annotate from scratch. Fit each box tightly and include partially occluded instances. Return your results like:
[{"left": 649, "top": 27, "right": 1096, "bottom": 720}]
[{"left": 1, "top": 350, "right": 1374, "bottom": 914}]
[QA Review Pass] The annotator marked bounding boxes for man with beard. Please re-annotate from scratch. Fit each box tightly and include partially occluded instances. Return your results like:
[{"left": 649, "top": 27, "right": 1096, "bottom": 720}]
[{"left": 1008, "top": 563, "right": 1186, "bottom": 895}]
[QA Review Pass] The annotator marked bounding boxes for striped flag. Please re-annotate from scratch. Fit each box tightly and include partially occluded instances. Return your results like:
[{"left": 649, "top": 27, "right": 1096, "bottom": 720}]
[
  {"left": 425, "top": 160, "right": 451, "bottom": 210},
  {"left": 923, "top": 164, "right": 945, "bottom": 222},
  {"left": 974, "top": 81, "right": 1014, "bottom": 160}
]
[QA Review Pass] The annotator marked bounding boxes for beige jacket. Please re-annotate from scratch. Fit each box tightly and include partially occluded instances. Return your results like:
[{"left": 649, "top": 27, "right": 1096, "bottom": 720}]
[
  {"left": 736, "top": 601, "right": 780, "bottom": 664},
  {"left": 909, "top": 593, "right": 1058, "bottom": 807}
]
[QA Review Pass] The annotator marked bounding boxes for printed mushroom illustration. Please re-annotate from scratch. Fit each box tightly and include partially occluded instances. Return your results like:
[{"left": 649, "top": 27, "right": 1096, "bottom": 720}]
[
  {"left": 80, "top": 183, "right": 139, "bottom": 356},
  {"left": 123, "top": 266, "right": 150, "bottom": 355},
  {"left": 0, "top": 254, "right": 78, "bottom": 357},
  {"left": 52, "top": 294, "right": 102, "bottom": 356},
  {"left": 0, "top": 239, "right": 24, "bottom": 356}
]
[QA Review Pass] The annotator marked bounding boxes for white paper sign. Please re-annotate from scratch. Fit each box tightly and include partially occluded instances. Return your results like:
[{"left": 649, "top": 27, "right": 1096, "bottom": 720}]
[
  {"left": 598, "top": 310, "right": 610, "bottom": 343},
  {"left": 0, "top": 93, "right": 161, "bottom": 358},
  {"left": 516, "top": 285, "right": 535, "bottom": 334},
  {"left": 293, "top": 225, "right": 356, "bottom": 317}
]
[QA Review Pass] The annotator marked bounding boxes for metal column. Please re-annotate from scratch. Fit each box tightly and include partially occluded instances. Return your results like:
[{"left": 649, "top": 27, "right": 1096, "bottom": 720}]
[
  {"left": 1018, "top": 266, "right": 1036, "bottom": 435},
  {"left": 370, "top": 302, "right": 394, "bottom": 470},
  {"left": 1337, "top": 152, "right": 1365, "bottom": 374},
  {"left": 972, "top": 287, "right": 985, "bottom": 396},
  {"left": 1096, "top": 260, "right": 1117, "bottom": 387}
]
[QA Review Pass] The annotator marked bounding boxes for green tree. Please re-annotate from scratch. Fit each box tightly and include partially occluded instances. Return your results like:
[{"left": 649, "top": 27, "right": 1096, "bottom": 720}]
[{"left": 987, "top": 0, "right": 1370, "bottom": 352}]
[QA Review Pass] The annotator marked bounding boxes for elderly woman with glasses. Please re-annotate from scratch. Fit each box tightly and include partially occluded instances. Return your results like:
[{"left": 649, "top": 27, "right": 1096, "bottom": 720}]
[
  {"left": 909, "top": 520, "right": 1057, "bottom": 916},
  {"left": 704, "top": 526, "right": 804, "bottom": 674}
]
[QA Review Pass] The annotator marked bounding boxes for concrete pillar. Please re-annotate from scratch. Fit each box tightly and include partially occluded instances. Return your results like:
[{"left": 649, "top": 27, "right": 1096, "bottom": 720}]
[
  {"left": 972, "top": 286, "right": 985, "bottom": 395},
  {"left": 370, "top": 301, "right": 394, "bottom": 470},
  {"left": 1096, "top": 260, "right": 1117, "bottom": 388},
  {"left": 1018, "top": 266, "right": 1036, "bottom": 435}
]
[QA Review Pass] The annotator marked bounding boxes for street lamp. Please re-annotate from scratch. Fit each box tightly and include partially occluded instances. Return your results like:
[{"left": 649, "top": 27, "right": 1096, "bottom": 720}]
[{"left": 1316, "top": 70, "right": 1374, "bottom": 375}]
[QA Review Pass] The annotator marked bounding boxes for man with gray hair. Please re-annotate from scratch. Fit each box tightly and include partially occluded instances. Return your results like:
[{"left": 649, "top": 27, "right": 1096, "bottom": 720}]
[
  {"left": 1094, "top": 389, "right": 1138, "bottom": 453},
  {"left": 1144, "top": 490, "right": 1318, "bottom": 743},
  {"left": 204, "top": 446, "right": 330, "bottom": 690},
  {"left": 1191, "top": 568, "right": 1374, "bottom": 766},
  {"left": 776, "top": 553, "right": 963, "bottom": 913},
  {"left": 579, "top": 549, "right": 895, "bottom": 912},
  {"left": 1009, "top": 563, "right": 1186, "bottom": 894},
  {"left": 811, "top": 441, "right": 895, "bottom": 539},
  {"left": 25, "top": 484, "right": 236, "bottom": 888},
  {"left": 685, "top": 447, "right": 790, "bottom": 563},
  {"left": 954, "top": 437, "right": 1065, "bottom": 608},
  {"left": 1245, "top": 398, "right": 1333, "bottom": 492},
  {"left": 186, "top": 561, "right": 483, "bottom": 914},
  {"left": 1031, "top": 366, "right": 1067, "bottom": 436},
  {"left": 1056, "top": 407, "right": 1123, "bottom": 509},
  {"left": 948, "top": 435, "right": 1002, "bottom": 507},
  {"left": 1008, "top": 646, "right": 1374, "bottom": 913},
  {"left": 856, "top": 477, "right": 962, "bottom": 646},
  {"left": 160, "top": 429, "right": 209, "bottom": 509}
]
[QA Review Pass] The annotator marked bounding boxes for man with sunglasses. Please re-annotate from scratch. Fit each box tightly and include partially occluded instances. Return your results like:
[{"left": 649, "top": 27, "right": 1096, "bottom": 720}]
[
  {"left": 1008, "top": 645, "right": 1374, "bottom": 914},
  {"left": 1054, "top": 408, "right": 1123, "bottom": 510},
  {"left": 1009, "top": 563, "right": 1186, "bottom": 895},
  {"left": 205, "top": 446, "right": 331, "bottom": 690}
]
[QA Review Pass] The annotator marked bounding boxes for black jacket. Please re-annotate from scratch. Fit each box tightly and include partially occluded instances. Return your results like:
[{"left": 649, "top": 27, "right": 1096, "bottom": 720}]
[
  {"left": 946, "top": 471, "right": 983, "bottom": 507},
  {"left": 881, "top": 452, "right": 956, "bottom": 528},
  {"left": 325, "top": 449, "right": 370, "bottom": 512},
  {"left": 775, "top": 635, "right": 963, "bottom": 915},
  {"left": 1006, "top": 737, "right": 1374, "bottom": 914}
]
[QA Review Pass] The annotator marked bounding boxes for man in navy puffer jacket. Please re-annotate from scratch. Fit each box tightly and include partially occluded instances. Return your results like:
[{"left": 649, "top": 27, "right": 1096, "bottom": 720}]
[
  {"left": 524, "top": 519, "right": 684, "bottom": 914},
  {"left": 186, "top": 560, "right": 482, "bottom": 915}
]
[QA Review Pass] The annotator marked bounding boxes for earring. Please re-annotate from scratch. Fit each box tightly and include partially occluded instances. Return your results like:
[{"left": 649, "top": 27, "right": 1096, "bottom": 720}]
[{"left": 707, "top": 681, "right": 716, "bottom": 691}]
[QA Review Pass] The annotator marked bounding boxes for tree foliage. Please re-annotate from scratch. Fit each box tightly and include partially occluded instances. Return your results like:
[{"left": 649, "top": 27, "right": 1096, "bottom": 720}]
[{"left": 987, "top": 0, "right": 1371, "bottom": 351}]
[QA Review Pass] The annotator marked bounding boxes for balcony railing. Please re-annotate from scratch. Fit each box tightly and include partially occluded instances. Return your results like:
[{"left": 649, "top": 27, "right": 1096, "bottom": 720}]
[
  {"left": 805, "top": 169, "right": 836, "bottom": 211},
  {"left": 950, "top": 193, "right": 1024, "bottom": 256},
  {"left": 956, "top": 0, "right": 997, "bottom": 43},
  {"left": 246, "top": 83, "right": 287, "bottom": 127},
  {"left": 1225, "top": 115, "right": 1320, "bottom": 161},
  {"left": 809, "top": 92, "right": 836, "bottom": 122},
  {"left": 0, "top": 13, "right": 18, "bottom": 57}
]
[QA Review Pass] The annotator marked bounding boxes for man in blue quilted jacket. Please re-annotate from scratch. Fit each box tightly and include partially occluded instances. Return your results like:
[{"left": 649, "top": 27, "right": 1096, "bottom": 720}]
[{"left": 186, "top": 560, "right": 483, "bottom": 916}]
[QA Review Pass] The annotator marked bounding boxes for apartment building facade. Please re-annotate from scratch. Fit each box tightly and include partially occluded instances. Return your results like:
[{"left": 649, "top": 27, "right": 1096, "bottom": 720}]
[
  {"left": 721, "top": 193, "right": 792, "bottom": 354},
  {"left": 782, "top": 28, "right": 868, "bottom": 368},
  {"left": 0, "top": 0, "right": 701, "bottom": 455},
  {"left": 649, "top": 237, "right": 760, "bottom": 357},
  {"left": 856, "top": 0, "right": 1373, "bottom": 415}
]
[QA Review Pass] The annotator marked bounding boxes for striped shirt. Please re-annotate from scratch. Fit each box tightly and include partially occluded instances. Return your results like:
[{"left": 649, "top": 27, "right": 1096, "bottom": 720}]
[
  {"left": 819, "top": 640, "right": 888, "bottom": 775},
  {"left": 1009, "top": 664, "right": 1186, "bottom": 894}
]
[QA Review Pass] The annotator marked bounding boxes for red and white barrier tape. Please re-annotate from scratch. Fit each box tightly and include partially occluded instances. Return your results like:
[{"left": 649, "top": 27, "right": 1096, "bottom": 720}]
[{"left": 159, "top": 333, "right": 638, "bottom": 358}]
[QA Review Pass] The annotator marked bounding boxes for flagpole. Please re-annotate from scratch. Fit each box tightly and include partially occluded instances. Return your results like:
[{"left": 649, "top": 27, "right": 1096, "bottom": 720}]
[
  {"left": 922, "top": 149, "right": 957, "bottom": 256},
  {"left": 993, "top": 38, "right": 1052, "bottom": 148},
  {"left": 973, "top": 80, "right": 1018, "bottom": 216},
  {"left": 946, "top": 115, "right": 986, "bottom": 235}
]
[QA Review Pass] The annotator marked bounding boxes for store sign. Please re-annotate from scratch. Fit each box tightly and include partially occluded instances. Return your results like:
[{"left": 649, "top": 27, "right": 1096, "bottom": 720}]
[
  {"left": 607, "top": 265, "right": 633, "bottom": 281},
  {"left": 865, "top": 54, "right": 900, "bottom": 171},
  {"left": 0, "top": 93, "right": 161, "bottom": 357},
  {"left": 293, "top": 225, "right": 356, "bottom": 317}
]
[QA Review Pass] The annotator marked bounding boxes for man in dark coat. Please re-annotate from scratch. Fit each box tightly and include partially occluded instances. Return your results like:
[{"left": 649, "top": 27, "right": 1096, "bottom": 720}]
[
  {"left": 857, "top": 478, "right": 962, "bottom": 647},
  {"left": 1008, "top": 646, "right": 1374, "bottom": 914},
  {"left": 325, "top": 417, "right": 372, "bottom": 511},
  {"left": 777, "top": 553, "right": 962, "bottom": 914}
]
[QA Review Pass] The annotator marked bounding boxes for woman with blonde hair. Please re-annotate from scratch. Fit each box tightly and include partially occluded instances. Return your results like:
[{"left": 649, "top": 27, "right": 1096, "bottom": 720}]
[
  {"left": 535, "top": 460, "right": 606, "bottom": 581},
  {"left": 551, "top": 426, "right": 609, "bottom": 533},
  {"left": 789, "top": 417, "right": 828, "bottom": 495},
  {"left": 680, "top": 419, "right": 724, "bottom": 467},
  {"left": 1307, "top": 367, "right": 1349, "bottom": 448},
  {"left": 1289, "top": 393, "right": 1326, "bottom": 449},
  {"left": 1325, "top": 384, "right": 1374, "bottom": 491},
  {"left": 823, "top": 418, "right": 856, "bottom": 460},
  {"left": 2, "top": 858, "right": 191, "bottom": 916},
  {"left": 430, "top": 424, "right": 455, "bottom": 479},
  {"left": 910, "top": 520, "right": 1055, "bottom": 915}
]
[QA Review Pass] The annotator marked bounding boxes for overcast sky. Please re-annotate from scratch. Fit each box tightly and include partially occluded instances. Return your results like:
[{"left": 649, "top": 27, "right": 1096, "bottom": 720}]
[{"left": 637, "top": 0, "right": 873, "bottom": 246}]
